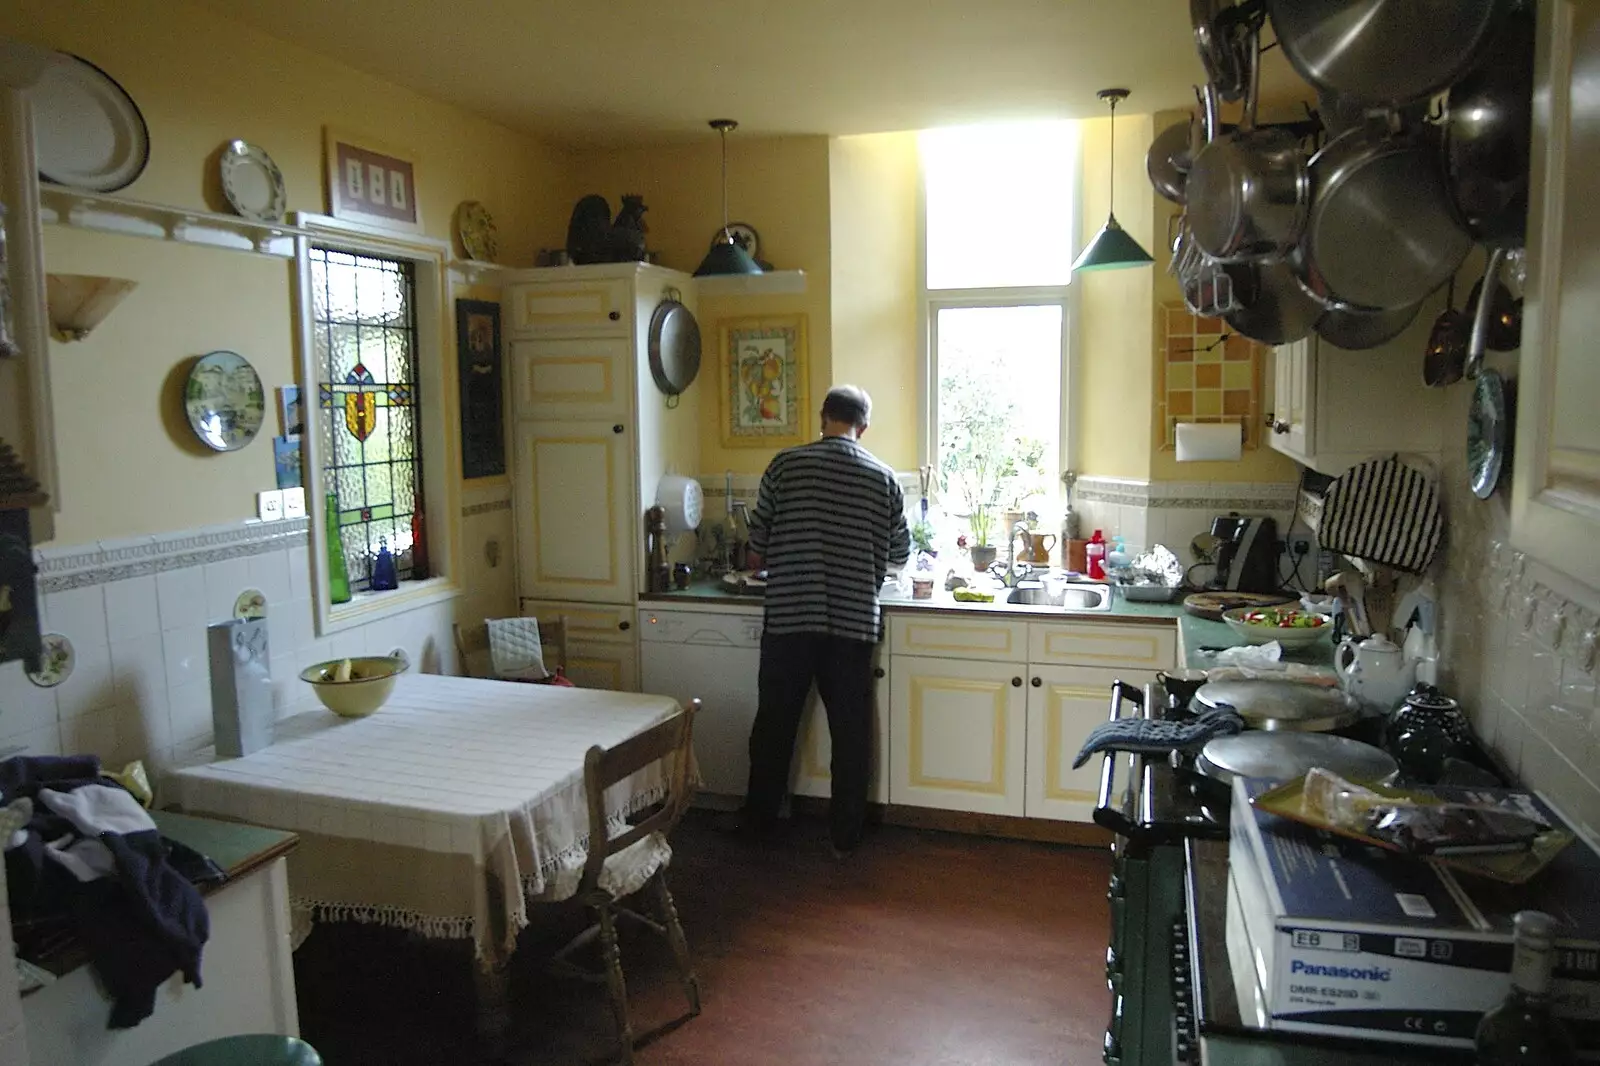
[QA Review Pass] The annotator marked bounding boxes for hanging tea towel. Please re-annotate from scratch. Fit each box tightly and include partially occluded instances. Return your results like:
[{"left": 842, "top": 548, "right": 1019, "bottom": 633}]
[{"left": 486, "top": 617, "right": 546, "bottom": 681}]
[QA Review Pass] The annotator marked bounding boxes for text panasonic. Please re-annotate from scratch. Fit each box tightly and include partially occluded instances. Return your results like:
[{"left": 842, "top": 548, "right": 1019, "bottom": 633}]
[{"left": 1289, "top": 960, "right": 1393, "bottom": 982}]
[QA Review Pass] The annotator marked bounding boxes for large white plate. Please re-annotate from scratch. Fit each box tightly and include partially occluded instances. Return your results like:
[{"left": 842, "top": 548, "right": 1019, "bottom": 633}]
[
  {"left": 33, "top": 54, "right": 149, "bottom": 193},
  {"left": 220, "top": 139, "right": 286, "bottom": 223}
]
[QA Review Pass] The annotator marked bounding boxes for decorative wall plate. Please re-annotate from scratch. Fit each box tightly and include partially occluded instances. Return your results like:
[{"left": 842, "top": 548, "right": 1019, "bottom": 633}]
[
  {"left": 722, "top": 222, "right": 760, "bottom": 261},
  {"left": 456, "top": 201, "right": 498, "bottom": 262},
  {"left": 185, "top": 350, "right": 265, "bottom": 452},
  {"left": 33, "top": 54, "right": 149, "bottom": 192},
  {"left": 219, "top": 140, "right": 286, "bottom": 223},
  {"left": 233, "top": 588, "right": 267, "bottom": 621},
  {"left": 27, "top": 634, "right": 73, "bottom": 688}
]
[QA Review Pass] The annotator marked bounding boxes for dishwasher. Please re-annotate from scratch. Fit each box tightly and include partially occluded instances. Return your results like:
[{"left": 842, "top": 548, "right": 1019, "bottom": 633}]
[{"left": 638, "top": 605, "right": 763, "bottom": 804}]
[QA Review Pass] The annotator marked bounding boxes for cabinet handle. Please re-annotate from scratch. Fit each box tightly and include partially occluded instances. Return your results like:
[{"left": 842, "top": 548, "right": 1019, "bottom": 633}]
[
  {"left": 612, "top": 424, "right": 624, "bottom": 434},
  {"left": 618, "top": 621, "right": 631, "bottom": 631},
  {"left": 608, "top": 310, "right": 621, "bottom": 321},
  {"left": 1031, "top": 676, "right": 1042, "bottom": 688},
  {"left": 873, "top": 667, "right": 886, "bottom": 678},
  {"left": 1011, "top": 676, "right": 1022, "bottom": 687},
  {"left": 1265, "top": 412, "right": 1290, "bottom": 434}
]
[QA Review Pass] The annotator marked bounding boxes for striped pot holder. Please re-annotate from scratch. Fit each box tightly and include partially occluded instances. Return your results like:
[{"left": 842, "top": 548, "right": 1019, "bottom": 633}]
[{"left": 1315, "top": 456, "right": 1443, "bottom": 573}]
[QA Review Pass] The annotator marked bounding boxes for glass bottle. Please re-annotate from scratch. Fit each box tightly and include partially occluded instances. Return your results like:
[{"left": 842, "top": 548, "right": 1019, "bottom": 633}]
[
  {"left": 324, "top": 493, "right": 351, "bottom": 604},
  {"left": 1474, "top": 910, "right": 1576, "bottom": 1065},
  {"left": 371, "top": 536, "right": 398, "bottom": 591}
]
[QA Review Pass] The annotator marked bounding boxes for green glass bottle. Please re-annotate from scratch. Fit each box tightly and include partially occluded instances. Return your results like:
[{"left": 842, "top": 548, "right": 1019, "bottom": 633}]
[
  {"left": 324, "top": 492, "right": 351, "bottom": 604},
  {"left": 1475, "top": 911, "right": 1576, "bottom": 1065}
]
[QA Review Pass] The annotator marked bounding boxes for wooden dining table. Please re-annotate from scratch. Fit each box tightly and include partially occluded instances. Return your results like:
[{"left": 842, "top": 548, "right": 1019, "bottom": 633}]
[{"left": 163, "top": 672, "right": 682, "bottom": 1039}]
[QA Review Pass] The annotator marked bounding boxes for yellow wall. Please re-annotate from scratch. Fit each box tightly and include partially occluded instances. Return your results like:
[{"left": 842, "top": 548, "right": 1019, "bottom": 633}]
[
  {"left": 9, "top": 0, "right": 571, "bottom": 545},
  {"left": 828, "top": 132, "right": 920, "bottom": 470},
  {"left": 1075, "top": 114, "right": 1156, "bottom": 481},
  {"left": 566, "top": 137, "right": 832, "bottom": 475}
]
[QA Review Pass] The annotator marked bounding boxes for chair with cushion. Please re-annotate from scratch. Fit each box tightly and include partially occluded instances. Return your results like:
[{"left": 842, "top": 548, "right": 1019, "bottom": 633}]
[
  {"left": 453, "top": 617, "right": 568, "bottom": 682},
  {"left": 539, "top": 699, "right": 702, "bottom": 1064}
]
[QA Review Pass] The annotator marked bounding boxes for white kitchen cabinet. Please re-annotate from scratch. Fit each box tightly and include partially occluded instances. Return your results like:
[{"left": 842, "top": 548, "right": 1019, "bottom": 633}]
[
  {"left": 520, "top": 597, "right": 639, "bottom": 692},
  {"left": 506, "top": 276, "right": 633, "bottom": 337},
  {"left": 1027, "top": 621, "right": 1176, "bottom": 672},
  {"left": 513, "top": 421, "right": 635, "bottom": 605},
  {"left": 1511, "top": 0, "right": 1600, "bottom": 591},
  {"left": 1267, "top": 327, "right": 1446, "bottom": 476},
  {"left": 790, "top": 652, "right": 891, "bottom": 805},
  {"left": 509, "top": 337, "right": 632, "bottom": 422},
  {"left": 886, "top": 614, "right": 1027, "bottom": 663},
  {"left": 888, "top": 654, "right": 1028, "bottom": 816},
  {"left": 1025, "top": 664, "right": 1159, "bottom": 822}
]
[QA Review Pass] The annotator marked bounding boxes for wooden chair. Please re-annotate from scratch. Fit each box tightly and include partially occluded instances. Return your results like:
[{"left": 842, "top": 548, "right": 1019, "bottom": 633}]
[
  {"left": 540, "top": 700, "right": 702, "bottom": 1064},
  {"left": 452, "top": 617, "right": 568, "bottom": 681}
]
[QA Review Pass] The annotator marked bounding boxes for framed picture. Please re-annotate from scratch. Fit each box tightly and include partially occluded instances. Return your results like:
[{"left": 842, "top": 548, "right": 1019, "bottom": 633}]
[
  {"left": 273, "top": 436, "right": 303, "bottom": 490},
  {"left": 719, "top": 315, "right": 810, "bottom": 448},
  {"left": 324, "top": 128, "right": 421, "bottom": 232},
  {"left": 278, "top": 385, "right": 304, "bottom": 438},
  {"left": 456, "top": 299, "right": 506, "bottom": 480}
]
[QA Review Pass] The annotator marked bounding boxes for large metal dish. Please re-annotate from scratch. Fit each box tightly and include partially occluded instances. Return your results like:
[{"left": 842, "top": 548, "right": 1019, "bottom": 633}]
[
  {"left": 1194, "top": 678, "right": 1363, "bottom": 732},
  {"left": 646, "top": 297, "right": 701, "bottom": 397}
]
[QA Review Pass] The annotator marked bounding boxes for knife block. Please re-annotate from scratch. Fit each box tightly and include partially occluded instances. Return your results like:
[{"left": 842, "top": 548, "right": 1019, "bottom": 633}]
[{"left": 208, "top": 618, "right": 274, "bottom": 757}]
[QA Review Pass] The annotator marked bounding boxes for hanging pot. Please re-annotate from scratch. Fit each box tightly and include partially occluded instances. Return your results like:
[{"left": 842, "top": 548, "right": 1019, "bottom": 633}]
[
  {"left": 1422, "top": 278, "right": 1470, "bottom": 387},
  {"left": 1222, "top": 257, "right": 1321, "bottom": 345},
  {"left": 1298, "top": 123, "right": 1472, "bottom": 312},
  {"left": 646, "top": 295, "right": 702, "bottom": 398},
  {"left": 1312, "top": 293, "right": 1423, "bottom": 351},
  {"left": 1191, "top": 0, "right": 1254, "bottom": 102},
  {"left": 1264, "top": 0, "right": 1511, "bottom": 108},
  {"left": 1147, "top": 118, "right": 1194, "bottom": 205},
  {"left": 1442, "top": 3, "right": 1535, "bottom": 247}
]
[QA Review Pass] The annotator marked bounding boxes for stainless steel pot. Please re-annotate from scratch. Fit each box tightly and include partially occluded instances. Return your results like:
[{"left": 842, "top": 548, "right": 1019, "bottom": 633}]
[
  {"left": 1194, "top": 678, "right": 1363, "bottom": 732},
  {"left": 1443, "top": 3, "right": 1534, "bottom": 247},
  {"left": 1147, "top": 118, "right": 1194, "bottom": 205},
  {"left": 1310, "top": 289, "right": 1424, "bottom": 350},
  {"left": 1265, "top": 0, "right": 1511, "bottom": 107},
  {"left": 1300, "top": 124, "right": 1472, "bottom": 312},
  {"left": 1222, "top": 257, "right": 1321, "bottom": 345},
  {"left": 1195, "top": 731, "right": 1399, "bottom": 784}
]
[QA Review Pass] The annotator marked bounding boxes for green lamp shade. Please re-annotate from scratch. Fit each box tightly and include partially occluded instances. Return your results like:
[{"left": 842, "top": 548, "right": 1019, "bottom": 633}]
[
  {"left": 694, "top": 239, "right": 763, "bottom": 277},
  {"left": 1072, "top": 214, "right": 1154, "bottom": 272}
]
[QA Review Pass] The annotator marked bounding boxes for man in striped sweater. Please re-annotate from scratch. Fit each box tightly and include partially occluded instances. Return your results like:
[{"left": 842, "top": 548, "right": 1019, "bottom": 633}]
[{"left": 739, "top": 385, "right": 910, "bottom": 856}]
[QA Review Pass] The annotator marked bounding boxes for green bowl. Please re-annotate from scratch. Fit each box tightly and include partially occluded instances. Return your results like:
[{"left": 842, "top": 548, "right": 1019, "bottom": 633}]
[{"left": 299, "top": 656, "right": 404, "bottom": 718}]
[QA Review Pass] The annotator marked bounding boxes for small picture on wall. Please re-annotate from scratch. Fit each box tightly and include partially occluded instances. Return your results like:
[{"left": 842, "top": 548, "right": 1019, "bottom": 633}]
[
  {"left": 324, "top": 128, "right": 422, "bottom": 232},
  {"left": 278, "top": 385, "right": 304, "bottom": 438},
  {"left": 273, "top": 436, "right": 303, "bottom": 490},
  {"left": 456, "top": 299, "right": 506, "bottom": 480}
]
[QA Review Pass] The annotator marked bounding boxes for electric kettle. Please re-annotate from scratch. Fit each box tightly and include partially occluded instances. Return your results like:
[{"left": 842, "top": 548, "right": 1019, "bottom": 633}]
[{"left": 1334, "top": 634, "right": 1416, "bottom": 712}]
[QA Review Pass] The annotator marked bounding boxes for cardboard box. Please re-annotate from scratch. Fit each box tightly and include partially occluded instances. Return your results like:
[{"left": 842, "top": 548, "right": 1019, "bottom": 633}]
[{"left": 1227, "top": 776, "right": 1600, "bottom": 1050}]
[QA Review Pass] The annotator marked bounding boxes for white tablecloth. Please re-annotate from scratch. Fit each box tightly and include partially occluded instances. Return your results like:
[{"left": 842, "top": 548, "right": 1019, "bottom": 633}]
[{"left": 164, "top": 673, "right": 680, "bottom": 965}]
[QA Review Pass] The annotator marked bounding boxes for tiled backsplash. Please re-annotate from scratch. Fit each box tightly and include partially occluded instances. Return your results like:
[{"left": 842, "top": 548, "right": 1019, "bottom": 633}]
[{"left": 1073, "top": 477, "right": 1302, "bottom": 561}]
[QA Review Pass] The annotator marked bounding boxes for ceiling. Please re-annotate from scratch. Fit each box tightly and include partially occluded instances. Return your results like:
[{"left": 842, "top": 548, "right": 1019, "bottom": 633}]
[{"left": 198, "top": 0, "right": 1314, "bottom": 148}]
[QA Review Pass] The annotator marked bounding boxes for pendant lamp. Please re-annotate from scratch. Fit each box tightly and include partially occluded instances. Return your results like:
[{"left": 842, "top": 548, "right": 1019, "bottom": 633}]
[
  {"left": 1072, "top": 88, "right": 1155, "bottom": 273},
  {"left": 694, "top": 119, "right": 763, "bottom": 277}
]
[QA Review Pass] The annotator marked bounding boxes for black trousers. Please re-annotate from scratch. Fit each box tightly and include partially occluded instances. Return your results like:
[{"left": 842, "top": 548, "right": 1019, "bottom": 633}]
[{"left": 744, "top": 631, "right": 876, "bottom": 850}]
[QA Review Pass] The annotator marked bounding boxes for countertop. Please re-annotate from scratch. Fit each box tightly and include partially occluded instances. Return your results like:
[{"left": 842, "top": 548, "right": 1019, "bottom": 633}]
[{"left": 642, "top": 578, "right": 1338, "bottom": 671}]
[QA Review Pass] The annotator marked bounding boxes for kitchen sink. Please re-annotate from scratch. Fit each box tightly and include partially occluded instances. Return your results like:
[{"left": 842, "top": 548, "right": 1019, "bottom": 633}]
[{"left": 1004, "top": 581, "right": 1114, "bottom": 611}]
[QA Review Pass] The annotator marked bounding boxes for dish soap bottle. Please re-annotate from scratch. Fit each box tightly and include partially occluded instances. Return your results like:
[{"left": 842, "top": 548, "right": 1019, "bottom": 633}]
[
  {"left": 1108, "top": 535, "right": 1130, "bottom": 570},
  {"left": 1085, "top": 529, "right": 1107, "bottom": 580}
]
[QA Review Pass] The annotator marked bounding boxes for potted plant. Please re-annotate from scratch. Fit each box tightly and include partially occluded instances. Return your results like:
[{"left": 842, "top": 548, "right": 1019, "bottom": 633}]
[
  {"left": 910, "top": 518, "right": 937, "bottom": 555},
  {"left": 968, "top": 508, "right": 997, "bottom": 571}
]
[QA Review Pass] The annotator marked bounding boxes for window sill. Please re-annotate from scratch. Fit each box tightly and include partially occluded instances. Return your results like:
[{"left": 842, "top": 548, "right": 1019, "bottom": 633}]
[{"left": 318, "top": 576, "right": 461, "bottom": 636}]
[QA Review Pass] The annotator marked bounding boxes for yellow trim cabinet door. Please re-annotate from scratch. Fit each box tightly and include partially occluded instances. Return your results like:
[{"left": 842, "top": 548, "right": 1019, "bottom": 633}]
[
  {"left": 518, "top": 599, "right": 639, "bottom": 692},
  {"left": 791, "top": 649, "right": 891, "bottom": 805},
  {"left": 514, "top": 422, "right": 634, "bottom": 605},
  {"left": 1025, "top": 665, "right": 1158, "bottom": 822},
  {"left": 506, "top": 279, "right": 632, "bottom": 337},
  {"left": 889, "top": 655, "right": 1026, "bottom": 816},
  {"left": 510, "top": 338, "right": 631, "bottom": 423}
]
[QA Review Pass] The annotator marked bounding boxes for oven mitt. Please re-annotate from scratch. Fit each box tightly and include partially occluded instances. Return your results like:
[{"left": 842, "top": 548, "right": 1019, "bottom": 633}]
[{"left": 1071, "top": 709, "right": 1245, "bottom": 769}]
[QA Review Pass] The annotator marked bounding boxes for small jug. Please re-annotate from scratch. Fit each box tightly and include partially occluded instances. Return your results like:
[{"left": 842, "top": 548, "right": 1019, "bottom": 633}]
[
  {"left": 1019, "top": 530, "right": 1057, "bottom": 565},
  {"left": 1335, "top": 634, "right": 1415, "bottom": 712}
]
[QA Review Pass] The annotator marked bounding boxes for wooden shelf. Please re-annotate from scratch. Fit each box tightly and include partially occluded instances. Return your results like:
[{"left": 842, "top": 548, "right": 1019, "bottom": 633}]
[
  {"left": 38, "top": 185, "right": 311, "bottom": 258},
  {"left": 695, "top": 269, "right": 807, "bottom": 296}
]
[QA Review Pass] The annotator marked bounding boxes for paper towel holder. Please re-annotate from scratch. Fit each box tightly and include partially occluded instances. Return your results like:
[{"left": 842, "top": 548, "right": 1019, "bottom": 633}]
[{"left": 1175, "top": 421, "right": 1244, "bottom": 462}]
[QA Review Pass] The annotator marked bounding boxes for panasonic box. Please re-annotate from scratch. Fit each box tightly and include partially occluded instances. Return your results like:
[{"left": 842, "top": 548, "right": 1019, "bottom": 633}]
[{"left": 1227, "top": 776, "right": 1600, "bottom": 1051}]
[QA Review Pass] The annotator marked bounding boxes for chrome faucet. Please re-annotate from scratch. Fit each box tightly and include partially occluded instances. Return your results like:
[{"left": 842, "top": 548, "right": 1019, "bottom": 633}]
[{"left": 1000, "top": 523, "right": 1033, "bottom": 587}]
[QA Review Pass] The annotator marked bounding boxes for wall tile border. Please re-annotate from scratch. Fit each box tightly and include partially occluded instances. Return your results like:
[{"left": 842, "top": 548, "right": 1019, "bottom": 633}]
[
  {"left": 1075, "top": 476, "right": 1298, "bottom": 513},
  {"left": 35, "top": 519, "right": 310, "bottom": 594}
]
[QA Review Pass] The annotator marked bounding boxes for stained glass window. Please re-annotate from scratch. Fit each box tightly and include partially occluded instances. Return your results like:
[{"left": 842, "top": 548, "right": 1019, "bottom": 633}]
[{"left": 309, "top": 247, "right": 424, "bottom": 592}]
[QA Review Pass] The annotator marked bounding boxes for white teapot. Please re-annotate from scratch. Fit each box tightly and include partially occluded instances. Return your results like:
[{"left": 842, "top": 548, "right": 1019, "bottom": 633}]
[{"left": 1334, "top": 634, "right": 1416, "bottom": 712}]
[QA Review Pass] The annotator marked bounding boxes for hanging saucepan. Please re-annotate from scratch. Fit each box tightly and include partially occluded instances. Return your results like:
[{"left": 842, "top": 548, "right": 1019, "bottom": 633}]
[
  {"left": 1422, "top": 278, "right": 1470, "bottom": 387},
  {"left": 1442, "top": 3, "right": 1535, "bottom": 248},
  {"left": 1223, "top": 257, "right": 1321, "bottom": 345},
  {"left": 1147, "top": 118, "right": 1194, "bottom": 205},
  {"left": 1187, "top": 32, "right": 1310, "bottom": 263},
  {"left": 1191, "top": 0, "right": 1255, "bottom": 102},
  {"left": 1297, "top": 121, "right": 1472, "bottom": 313},
  {"left": 1264, "top": 0, "right": 1510, "bottom": 107},
  {"left": 1312, "top": 291, "right": 1423, "bottom": 351},
  {"left": 646, "top": 291, "right": 701, "bottom": 404}
]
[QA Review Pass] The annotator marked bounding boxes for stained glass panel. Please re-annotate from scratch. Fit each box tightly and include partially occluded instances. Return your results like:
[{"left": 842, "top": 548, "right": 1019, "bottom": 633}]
[{"left": 310, "top": 245, "right": 423, "bottom": 592}]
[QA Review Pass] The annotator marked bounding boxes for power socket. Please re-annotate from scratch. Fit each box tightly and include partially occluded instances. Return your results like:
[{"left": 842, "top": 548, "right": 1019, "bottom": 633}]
[{"left": 1288, "top": 532, "right": 1314, "bottom": 558}]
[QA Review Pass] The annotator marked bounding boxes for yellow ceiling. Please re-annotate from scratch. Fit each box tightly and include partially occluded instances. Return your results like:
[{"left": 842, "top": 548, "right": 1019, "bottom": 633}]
[{"left": 190, "top": 0, "right": 1303, "bottom": 147}]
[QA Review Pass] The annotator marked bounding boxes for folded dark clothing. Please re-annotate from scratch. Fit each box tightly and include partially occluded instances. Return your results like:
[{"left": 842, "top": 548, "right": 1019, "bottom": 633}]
[{"left": 1072, "top": 709, "right": 1245, "bottom": 769}]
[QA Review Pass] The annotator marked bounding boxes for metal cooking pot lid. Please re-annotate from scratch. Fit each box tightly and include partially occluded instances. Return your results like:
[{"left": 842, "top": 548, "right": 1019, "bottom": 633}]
[
  {"left": 1196, "top": 732, "right": 1398, "bottom": 785},
  {"left": 1194, "top": 679, "right": 1359, "bottom": 729},
  {"left": 647, "top": 299, "right": 702, "bottom": 396}
]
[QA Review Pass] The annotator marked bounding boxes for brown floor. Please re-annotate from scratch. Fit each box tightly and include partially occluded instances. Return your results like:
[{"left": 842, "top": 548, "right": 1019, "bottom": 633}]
[{"left": 294, "top": 813, "right": 1112, "bottom": 1065}]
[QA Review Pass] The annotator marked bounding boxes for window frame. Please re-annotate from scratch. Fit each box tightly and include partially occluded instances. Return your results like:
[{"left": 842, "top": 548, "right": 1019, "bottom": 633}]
[
  {"left": 291, "top": 213, "right": 459, "bottom": 636},
  {"left": 916, "top": 129, "right": 1085, "bottom": 504}
]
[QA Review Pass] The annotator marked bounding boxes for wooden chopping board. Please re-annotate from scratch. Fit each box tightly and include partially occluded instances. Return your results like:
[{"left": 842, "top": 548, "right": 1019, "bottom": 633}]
[{"left": 1182, "top": 590, "right": 1297, "bottom": 621}]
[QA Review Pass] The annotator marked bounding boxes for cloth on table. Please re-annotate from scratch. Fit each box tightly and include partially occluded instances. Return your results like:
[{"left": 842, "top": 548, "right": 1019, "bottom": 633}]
[
  {"left": 487, "top": 617, "right": 546, "bottom": 681},
  {"left": 0, "top": 755, "right": 209, "bottom": 1029},
  {"left": 1071, "top": 709, "right": 1245, "bottom": 769}
]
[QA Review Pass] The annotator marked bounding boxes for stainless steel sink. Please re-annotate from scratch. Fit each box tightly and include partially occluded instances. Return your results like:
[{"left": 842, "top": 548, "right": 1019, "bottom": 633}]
[{"left": 1004, "top": 581, "right": 1114, "bottom": 611}]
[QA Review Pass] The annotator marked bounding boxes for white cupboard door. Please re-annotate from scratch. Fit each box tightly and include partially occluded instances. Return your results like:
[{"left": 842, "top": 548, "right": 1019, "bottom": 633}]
[
  {"left": 514, "top": 422, "right": 634, "bottom": 605},
  {"left": 791, "top": 654, "right": 891, "bottom": 805},
  {"left": 518, "top": 599, "right": 639, "bottom": 692},
  {"left": 1025, "top": 665, "right": 1158, "bottom": 822},
  {"left": 510, "top": 338, "right": 630, "bottom": 423},
  {"left": 889, "top": 655, "right": 1026, "bottom": 816},
  {"left": 1513, "top": 0, "right": 1600, "bottom": 590},
  {"left": 1269, "top": 338, "right": 1312, "bottom": 463},
  {"left": 565, "top": 639, "right": 640, "bottom": 692},
  {"left": 506, "top": 278, "right": 632, "bottom": 337}
]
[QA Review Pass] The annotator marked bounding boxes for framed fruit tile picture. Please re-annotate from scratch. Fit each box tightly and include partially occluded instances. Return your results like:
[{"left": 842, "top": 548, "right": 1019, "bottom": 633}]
[
  {"left": 718, "top": 315, "right": 809, "bottom": 448},
  {"left": 324, "top": 128, "right": 422, "bottom": 233}
]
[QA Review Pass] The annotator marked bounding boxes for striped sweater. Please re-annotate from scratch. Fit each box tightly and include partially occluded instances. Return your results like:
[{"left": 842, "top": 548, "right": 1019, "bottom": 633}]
[{"left": 748, "top": 436, "right": 911, "bottom": 643}]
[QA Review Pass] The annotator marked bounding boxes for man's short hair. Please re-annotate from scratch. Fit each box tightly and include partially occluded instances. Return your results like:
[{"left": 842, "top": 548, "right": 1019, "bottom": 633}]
[{"left": 821, "top": 385, "right": 872, "bottom": 428}]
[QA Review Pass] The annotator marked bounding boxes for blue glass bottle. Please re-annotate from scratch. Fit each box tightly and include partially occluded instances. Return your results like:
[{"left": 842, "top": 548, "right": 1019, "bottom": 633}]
[{"left": 372, "top": 536, "right": 398, "bottom": 591}]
